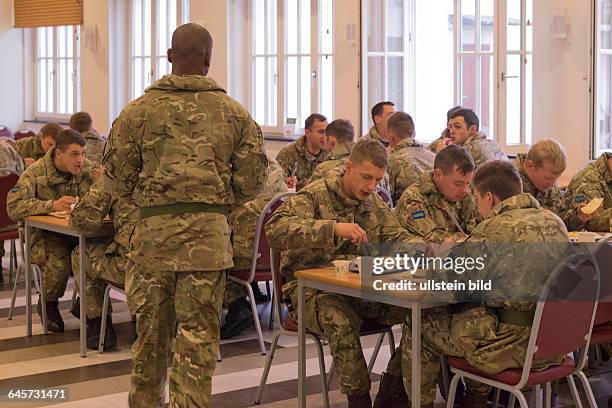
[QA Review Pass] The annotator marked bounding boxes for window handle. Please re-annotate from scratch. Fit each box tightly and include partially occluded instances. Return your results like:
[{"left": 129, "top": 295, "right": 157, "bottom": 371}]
[
  {"left": 311, "top": 70, "right": 317, "bottom": 83},
  {"left": 501, "top": 72, "right": 518, "bottom": 81}
]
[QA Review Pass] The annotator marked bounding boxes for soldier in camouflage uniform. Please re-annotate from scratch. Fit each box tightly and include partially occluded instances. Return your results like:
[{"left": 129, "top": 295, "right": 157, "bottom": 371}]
[
  {"left": 69, "top": 176, "right": 137, "bottom": 350},
  {"left": 102, "top": 24, "right": 268, "bottom": 407},
  {"left": 0, "top": 139, "right": 25, "bottom": 276},
  {"left": 15, "top": 123, "right": 63, "bottom": 167},
  {"left": 448, "top": 108, "right": 508, "bottom": 168},
  {"left": 266, "top": 139, "right": 422, "bottom": 408},
  {"left": 70, "top": 111, "right": 106, "bottom": 165},
  {"left": 561, "top": 152, "right": 612, "bottom": 232},
  {"left": 276, "top": 113, "right": 327, "bottom": 191},
  {"left": 394, "top": 144, "right": 479, "bottom": 243},
  {"left": 7, "top": 130, "right": 95, "bottom": 333},
  {"left": 309, "top": 119, "right": 355, "bottom": 183},
  {"left": 362, "top": 101, "right": 396, "bottom": 148},
  {"left": 386, "top": 112, "right": 435, "bottom": 203},
  {"left": 401, "top": 161, "right": 570, "bottom": 408},
  {"left": 221, "top": 158, "right": 288, "bottom": 339},
  {"left": 427, "top": 105, "right": 462, "bottom": 153}
]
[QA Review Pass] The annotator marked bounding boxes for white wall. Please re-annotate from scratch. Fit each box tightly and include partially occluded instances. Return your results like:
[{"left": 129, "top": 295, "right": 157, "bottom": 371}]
[{"left": 0, "top": 0, "right": 24, "bottom": 132}]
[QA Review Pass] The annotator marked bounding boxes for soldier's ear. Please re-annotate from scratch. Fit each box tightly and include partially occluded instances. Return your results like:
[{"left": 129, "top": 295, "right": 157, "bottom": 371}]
[{"left": 167, "top": 48, "right": 173, "bottom": 64}]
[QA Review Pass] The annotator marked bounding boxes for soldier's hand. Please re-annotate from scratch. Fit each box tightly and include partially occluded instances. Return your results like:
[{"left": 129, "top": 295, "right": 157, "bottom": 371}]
[
  {"left": 334, "top": 223, "right": 368, "bottom": 245},
  {"left": 286, "top": 176, "right": 297, "bottom": 190},
  {"left": 24, "top": 157, "right": 35, "bottom": 167},
  {"left": 576, "top": 204, "right": 600, "bottom": 223},
  {"left": 52, "top": 196, "right": 77, "bottom": 212},
  {"left": 435, "top": 139, "right": 451, "bottom": 153}
]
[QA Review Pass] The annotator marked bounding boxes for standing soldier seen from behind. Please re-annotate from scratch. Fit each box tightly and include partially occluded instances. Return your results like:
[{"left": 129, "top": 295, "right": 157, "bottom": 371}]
[{"left": 102, "top": 23, "right": 268, "bottom": 408}]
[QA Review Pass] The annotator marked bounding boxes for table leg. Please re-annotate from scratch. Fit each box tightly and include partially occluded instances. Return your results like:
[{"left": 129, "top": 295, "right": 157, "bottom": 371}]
[
  {"left": 298, "top": 279, "right": 306, "bottom": 407},
  {"left": 79, "top": 234, "right": 86, "bottom": 358},
  {"left": 411, "top": 305, "right": 422, "bottom": 408},
  {"left": 25, "top": 224, "right": 32, "bottom": 336}
]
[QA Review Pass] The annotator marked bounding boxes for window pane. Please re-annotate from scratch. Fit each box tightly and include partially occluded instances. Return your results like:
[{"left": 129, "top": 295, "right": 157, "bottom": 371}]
[
  {"left": 526, "top": 0, "right": 533, "bottom": 52},
  {"left": 38, "top": 60, "right": 46, "bottom": 112},
  {"left": 133, "top": 58, "right": 142, "bottom": 97},
  {"left": 300, "top": 56, "right": 311, "bottom": 125},
  {"left": 367, "top": 56, "right": 384, "bottom": 128},
  {"left": 254, "top": 57, "right": 265, "bottom": 124},
  {"left": 67, "top": 26, "right": 74, "bottom": 58},
  {"left": 143, "top": 57, "right": 152, "bottom": 89},
  {"left": 300, "top": 0, "right": 311, "bottom": 54},
  {"left": 415, "top": 0, "right": 454, "bottom": 141},
  {"left": 480, "top": 54, "right": 494, "bottom": 139},
  {"left": 505, "top": 54, "right": 521, "bottom": 144},
  {"left": 46, "top": 59, "right": 54, "bottom": 112},
  {"left": 286, "top": 56, "right": 298, "bottom": 120},
  {"left": 367, "top": 0, "right": 384, "bottom": 52},
  {"left": 525, "top": 54, "right": 532, "bottom": 144},
  {"left": 480, "top": 0, "right": 494, "bottom": 52},
  {"left": 267, "top": 57, "right": 278, "bottom": 125},
  {"left": 460, "top": 54, "right": 477, "bottom": 109},
  {"left": 168, "top": 0, "right": 177, "bottom": 38},
  {"left": 387, "top": 56, "right": 403, "bottom": 110},
  {"left": 460, "top": 0, "right": 475, "bottom": 51},
  {"left": 143, "top": 0, "right": 152, "bottom": 56},
  {"left": 38, "top": 27, "right": 46, "bottom": 57},
  {"left": 320, "top": 0, "right": 333, "bottom": 54},
  {"left": 68, "top": 58, "right": 74, "bottom": 112},
  {"left": 58, "top": 26, "right": 66, "bottom": 58},
  {"left": 598, "top": 54, "right": 612, "bottom": 151},
  {"left": 267, "top": 0, "right": 277, "bottom": 54},
  {"left": 254, "top": 0, "right": 265, "bottom": 54},
  {"left": 59, "top": 59, "right": 66, "bottom": 113},
  {"left": 507, "top": 0, "right": 520, "bottom": 51},
  {"left": 133, "top": 0, "right": 142, "bottom": 56},
  {"left": 386, "top": 0, "right": 403, "bottom": 52},
  {"left": 286, "top": 0, "right": 298, "bottom": 54},
  {"left": 157, "top": 57, "right": 169, "bottom": 78},
  {"left": 320, "top": 55, "right": 333, "bottom": 120},
  {"left": 157, "top": 0, "right": 168, "bottom": 54}
]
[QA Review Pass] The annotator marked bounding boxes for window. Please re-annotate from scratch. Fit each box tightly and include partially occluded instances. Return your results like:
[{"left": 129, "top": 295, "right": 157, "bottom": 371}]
[
  {"left": 35, "top": 25, "right": 80, "bottom": 119},
  {"left": 252, "top": 0, "right": 334, "bottom": 132},
  {"left": 130, "top": 0, "right": 189, "bottom": 99},
  {"left": 361, "top": 0, "right": 533, "bottom": 148},
  {"left": 595, "top": 0, "right": 612, "bottom": 156}
]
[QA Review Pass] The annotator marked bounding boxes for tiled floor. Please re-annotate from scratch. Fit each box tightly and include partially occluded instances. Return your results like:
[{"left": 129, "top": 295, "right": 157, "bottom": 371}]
[{"left": 0, "top": 251, "right": 610, "bottom": 407}]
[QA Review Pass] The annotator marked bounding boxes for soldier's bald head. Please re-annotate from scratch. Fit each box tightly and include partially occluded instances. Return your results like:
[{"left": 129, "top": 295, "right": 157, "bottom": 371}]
[{"left": 168, "top": 23, "right": 213, "bottom": 76}]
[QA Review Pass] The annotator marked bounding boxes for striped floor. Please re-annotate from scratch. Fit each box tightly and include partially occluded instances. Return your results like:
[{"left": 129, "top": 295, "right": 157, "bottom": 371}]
[{"left": 0, "top": 256, "right": 611, "bottom": 407}]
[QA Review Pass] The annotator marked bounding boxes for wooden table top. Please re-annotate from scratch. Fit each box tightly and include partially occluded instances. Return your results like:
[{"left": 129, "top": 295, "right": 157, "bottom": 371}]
[{"left": 25, "top": 215, "right": 113, "bottom": 235}]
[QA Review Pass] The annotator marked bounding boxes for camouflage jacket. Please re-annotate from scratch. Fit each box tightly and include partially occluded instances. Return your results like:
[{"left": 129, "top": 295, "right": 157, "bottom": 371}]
[
  {"left": 388, "top": 138, "right": 435, "bottom": 204},
  {"left": 514, "top": 154, "right": 565, "bottom": 215},
  {"left": 0, "top": 139, "right": 25, "bottom": 176},
  {"left": 363, "top": 125, "right": 389, "bottom": 147},
  {"left": 230, "top": 159, "right": 288, "bottom": 270},
  {"left": 15, "top": 136, "right": 46, "bottom": 161},
  {"left": 102, "top": 74, "right": 268, "bottom": 272},
  {"left": 461, "top": 132, "right": 508, "bottom": 168},
  {"left": 427, "top": 129, "right": 449, "bottom": 153},
  {"left": 393, "top": 171, "right": 479, "bottom": 243},
  {"left": 308, "top": 142, "right": 354, "bottom": 184},
  {"left": 276, "top": 135, "right": 326, "bottom": 191},
  {"left": 82, "top": 130, "right": 106, "bottom": 165},
  {"left": 446, "top": 193, "right": 570, "bottom": 311},
  {"left": 70, "top": 176, "right": 137, "bottom": 256},
  {"left": 265, "top": 172, "right": 420, "bottom": 287},
  {"left": 561, "top": 152, "right": 612, "bottom": 232}
]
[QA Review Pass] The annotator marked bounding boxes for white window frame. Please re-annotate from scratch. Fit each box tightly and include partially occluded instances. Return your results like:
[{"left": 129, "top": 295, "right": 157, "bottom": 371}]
[
  {"left": 34, "top": 25, "right": 80, "bottom": 121},
  {"left": 594, "top": 0, "right": 612, "bottom": 157},
  {"left": 251, "top": 0, "right": 334, "bottom": 134},
  {"left": 129, "top": 0, "right": 189, "bottom": 100}
]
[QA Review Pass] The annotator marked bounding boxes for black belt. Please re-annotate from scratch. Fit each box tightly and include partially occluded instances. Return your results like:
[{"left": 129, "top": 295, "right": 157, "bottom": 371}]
[{"left": 493, "top": 308, "right": 535, "bottom": 327}]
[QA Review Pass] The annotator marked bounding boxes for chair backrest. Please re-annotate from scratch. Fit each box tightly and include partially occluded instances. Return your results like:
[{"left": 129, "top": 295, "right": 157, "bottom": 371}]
[
  {"left": 594, "top": 235, "right": 612, "bottom": 325},
  {"left": 0, "top": 126, "right": 11, "bottom": 138},
  {"left": 517, "top": 253, "right": 599, "bottom": 388},
  {"left": 14, "top": 129, "right": 35, "bottom": 141},
  {"left": 247, "top": 191, "right": 296, "bottom": 279},
  {"left": 0, "top": 173, "right": 19, "bottom": 229},
  {"left": 376, "top": 186, "right": 393, "bottom": 208}
]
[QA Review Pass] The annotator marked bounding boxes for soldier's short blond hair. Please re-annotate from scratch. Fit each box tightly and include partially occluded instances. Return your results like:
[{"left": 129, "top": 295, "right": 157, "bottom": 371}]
[
  {"left": 387, "top": 112, "right": 415, "bottom": 139},
  {"left": 526, "top": 139, "right": 566, "bottom": 175},
  {"left": 349, "top": 139, "right": 388, "bottom": 169}
]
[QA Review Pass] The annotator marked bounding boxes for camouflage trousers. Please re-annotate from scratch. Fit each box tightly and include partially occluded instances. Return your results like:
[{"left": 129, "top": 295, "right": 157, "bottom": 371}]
[
  {"left": 127, "top": 263, "right": 225, "bottom": 408},
  {"left": 401, "top": 305, "right": 558, "bottom": 405},
  {"left": 70, "top": 237, "right": 128, "bottom": 318},
  {"left": 31, "top": 231, "right": 78, "bottom": 301},
  {"left": 288, "top": 285, "right": 405, "bottom": 395},
  {"left": 223, "top": 279, "right": 247, "bottom": 307}
]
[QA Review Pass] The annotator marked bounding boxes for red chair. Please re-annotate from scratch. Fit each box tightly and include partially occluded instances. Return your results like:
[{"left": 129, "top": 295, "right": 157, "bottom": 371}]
[
  {"left": 0, "top": 126, "right": 11, "bottom": 138},
  {"left": 446, "top": 253, "right": 600, "bottom": 408},
  {"left": 0, "top": 173, "right": 19, "bottom": 285},
  {"left": 14, "top": 129, "right": 35, "bottom": 141},
  {"left": 588, "top": 235, "right": 612, "bottom": 359},
  {"left": 255, "top": 220, "right": 396, "bottom": 406},
  {"left": 376, "top": 186, "right": 393, "bottom": 208}
]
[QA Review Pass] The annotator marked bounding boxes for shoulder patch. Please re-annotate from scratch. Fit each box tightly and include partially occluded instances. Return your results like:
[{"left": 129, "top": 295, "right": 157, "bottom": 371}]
[
  {"left": 10, "top": 185, "right": 19, "bottom": 193},
  {"left": 575, "top": 194, "right": 586, "bottom": 203},
  {"left": 411, "top": 210, "right": 426, "bottom": 220}
]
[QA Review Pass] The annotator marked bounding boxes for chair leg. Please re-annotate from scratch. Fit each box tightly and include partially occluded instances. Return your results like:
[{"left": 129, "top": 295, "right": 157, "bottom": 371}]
[
  {"left": 326, "top": 361, "right": 335, "bottom": 391},
  {"left": 545, "top": 382, "right": 552, "bottom": 408},
  {"left": 439, "top": 355, "right": 451, "bottom": 400},
  {"left": 367, "top": 332, "right": 386, "bottom": 374},
  {"left": 446, "top": 373, "right": 461, "bottom": 408},
  {"left": 98, "top": 285, "right": 112, "bottom": 353},
  {"left": 245, "top": 281, "right": 267, "bottom": 355},
  {"left": 576, "top": 371, "right": 598, "bottom": 408},
  {"left": 8, "top": 239, "right": 15, "bottom": 286},
  {"left": 532, "top": 384, "right": 542, "bottom": 408},
  {"left": 255, "top": 332, "right": 281, "bottom": 404},
  {"left": 567, "top": 375, "right": 585, "bottom": 408},
  {"left": 35, "top": 267, "right": 47, "bottom": 334},
  {"left": 508, "top": 393, "right": 516, "bottom": 408},
  {"left": 7, "top": 262, "right": 20, "bottom": 320},
  {"left": 71, "top": 286, "right": 77, "bottom": 307},
  {"left": 216, "top": 351, "right": 222, "bottom": 362},
  {"left": 268, "top": 292, "right": 274, "bottom": 330},
  {"left": 493, "top": 387, "right": 501, "bottom": 408},
  {"left": 386, "top": 328, "right": 395, "bottom": 354},
  {"left": 265, "top": 280, "right": 271, "bottom": 299},
  {"left": 511, "top": 389, "right": 529, "bottom": 408},
  {"left": 313, "top": 337, "right": 331, "bottom": 408}
]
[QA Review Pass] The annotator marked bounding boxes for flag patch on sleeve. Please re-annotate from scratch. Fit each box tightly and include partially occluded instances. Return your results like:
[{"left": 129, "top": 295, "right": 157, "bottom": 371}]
[
  {"left": 411, "top": 210, "right": 425, "bottom": 220},
  {"left": 575, "top": 195, "right": 586, "bottom": 203},
  {"left": 10, "top": 186, "right": 19, "bottom": 193}
]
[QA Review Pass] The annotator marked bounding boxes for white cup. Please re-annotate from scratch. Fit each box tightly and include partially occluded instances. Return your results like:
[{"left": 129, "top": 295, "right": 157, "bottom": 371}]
[
  {"left": 578, "top": 231, "right": 597, "bottom": 242},
  {"left": 332, "top": 260, "right": 351, "bottom": 277}
]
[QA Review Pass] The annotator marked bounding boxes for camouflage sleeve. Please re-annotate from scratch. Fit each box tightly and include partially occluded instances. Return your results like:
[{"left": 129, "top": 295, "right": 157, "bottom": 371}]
[
  {"left": 275, "top": 147, "right": 294, "bottom": 179},
  {"left": 14, "top": 138, "right": 29, "bottom": 158},
  {"left": 378, "top": 204, "right": 422, "bottom": 244},
  {"left": 561, "top": 179, "right": 606, "bottom": 231},
  {"left": 69, "top": 180, "right": 112, "bottom": 233},
  {"left": 265, "top": 192, "right": 336, "bottom": 250},
  {"left": 7, "top": 172, "right": 53, "bottom": 221},
  {"left": 387, "top": 161, "right": 399, "bottom": 203},
  {"left": 462, "top": 197, "right": 481, "bottom": 234},
  {"left": 585, "top": 208, "right": 612, "bottom": 232},
  {"left": 231, "top": 117, "right": 269, "bottom": 205},
  {"left": 101, "top": 116, "right": 142, "bottom": 199},
  {"left": 308, "top": 165, "right": 323, "bottom": 184},
  {"left": 393, "top": 197, "right": 460, "bottom": 243}
]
